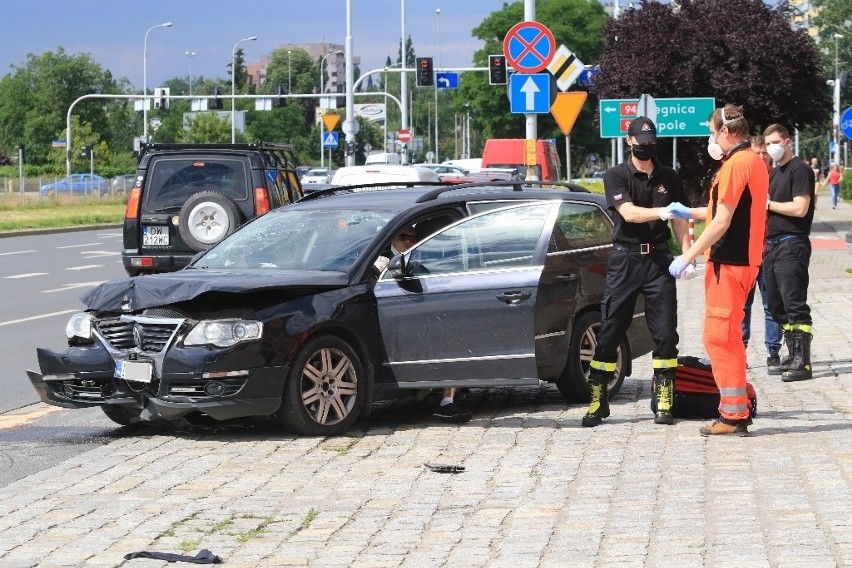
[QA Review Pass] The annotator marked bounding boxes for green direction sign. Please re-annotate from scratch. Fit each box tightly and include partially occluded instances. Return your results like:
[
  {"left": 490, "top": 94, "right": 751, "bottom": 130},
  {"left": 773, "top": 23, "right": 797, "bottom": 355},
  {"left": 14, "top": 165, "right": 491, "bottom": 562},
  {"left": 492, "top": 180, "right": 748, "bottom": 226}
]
[{"left": 599, "top": 97, "right": 715, "bottom": 138}]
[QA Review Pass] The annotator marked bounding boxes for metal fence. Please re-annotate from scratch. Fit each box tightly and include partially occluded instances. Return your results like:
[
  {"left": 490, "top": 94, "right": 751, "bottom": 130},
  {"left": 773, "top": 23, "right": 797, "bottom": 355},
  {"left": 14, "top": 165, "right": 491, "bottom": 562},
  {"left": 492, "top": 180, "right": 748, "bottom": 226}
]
[{"left": 0, "top": 176, "right": 132, "bottom": 200}]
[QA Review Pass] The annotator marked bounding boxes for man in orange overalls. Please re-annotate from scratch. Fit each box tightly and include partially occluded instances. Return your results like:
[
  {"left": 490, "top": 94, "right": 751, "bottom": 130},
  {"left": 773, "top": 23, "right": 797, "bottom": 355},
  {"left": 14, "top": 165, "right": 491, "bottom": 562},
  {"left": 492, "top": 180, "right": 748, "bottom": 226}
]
[{"left": 668, "top": 103, "right": 769, "bottom": 436}]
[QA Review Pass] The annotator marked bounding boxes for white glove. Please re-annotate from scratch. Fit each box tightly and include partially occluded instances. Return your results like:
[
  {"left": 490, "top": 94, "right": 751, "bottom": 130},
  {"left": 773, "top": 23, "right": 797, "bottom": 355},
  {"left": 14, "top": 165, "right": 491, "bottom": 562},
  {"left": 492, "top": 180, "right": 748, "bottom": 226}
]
[
  {"left": 681, "top": 263, "right": 697, "bottom": 280},
  {"left": 659, "top": 206, "right": 673, "bottom": 221}
]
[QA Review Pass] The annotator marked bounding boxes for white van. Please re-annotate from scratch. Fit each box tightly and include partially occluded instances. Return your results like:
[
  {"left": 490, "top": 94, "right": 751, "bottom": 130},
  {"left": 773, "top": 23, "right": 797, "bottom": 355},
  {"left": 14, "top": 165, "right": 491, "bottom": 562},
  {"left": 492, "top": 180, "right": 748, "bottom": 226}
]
[
  {"left": 330, "top": 165, "right": 441, "bottom": 186},
  {"left": 364, "top": 152, "right": 402, "bottom": 165}
]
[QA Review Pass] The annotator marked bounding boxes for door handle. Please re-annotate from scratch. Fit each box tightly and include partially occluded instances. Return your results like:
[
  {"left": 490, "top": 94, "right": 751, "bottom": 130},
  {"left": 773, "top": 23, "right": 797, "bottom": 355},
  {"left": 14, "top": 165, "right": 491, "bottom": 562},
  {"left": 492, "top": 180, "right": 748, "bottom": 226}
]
[
  {"left": 555, "top": 274, "right": 578, "bottom": 284},
  {"left": 496, "top": 290, "right": 533, "bottom": 304}
]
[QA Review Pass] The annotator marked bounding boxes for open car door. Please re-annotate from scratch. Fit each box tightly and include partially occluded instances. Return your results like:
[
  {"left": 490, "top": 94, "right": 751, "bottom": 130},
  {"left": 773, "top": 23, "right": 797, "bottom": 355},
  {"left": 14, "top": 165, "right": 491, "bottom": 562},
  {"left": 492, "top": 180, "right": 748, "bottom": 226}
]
[{"left": 374, "top": 202, "right": 558, "bottom": 389}]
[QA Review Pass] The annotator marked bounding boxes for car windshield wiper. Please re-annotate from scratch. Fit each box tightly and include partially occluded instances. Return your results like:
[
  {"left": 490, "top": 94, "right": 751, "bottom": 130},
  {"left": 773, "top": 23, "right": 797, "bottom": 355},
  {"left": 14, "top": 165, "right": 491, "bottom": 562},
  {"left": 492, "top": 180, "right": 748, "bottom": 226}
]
[{"left": 150, "top": 205, "right": 183, "bottom": 213}]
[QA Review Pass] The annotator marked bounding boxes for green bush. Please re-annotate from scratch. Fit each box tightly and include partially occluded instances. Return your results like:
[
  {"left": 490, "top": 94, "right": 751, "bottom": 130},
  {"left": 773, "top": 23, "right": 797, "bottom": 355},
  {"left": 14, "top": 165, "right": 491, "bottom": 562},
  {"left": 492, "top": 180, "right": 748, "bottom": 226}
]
[{"left": 841, "top": 168, "right": 852, "bottom": 201}]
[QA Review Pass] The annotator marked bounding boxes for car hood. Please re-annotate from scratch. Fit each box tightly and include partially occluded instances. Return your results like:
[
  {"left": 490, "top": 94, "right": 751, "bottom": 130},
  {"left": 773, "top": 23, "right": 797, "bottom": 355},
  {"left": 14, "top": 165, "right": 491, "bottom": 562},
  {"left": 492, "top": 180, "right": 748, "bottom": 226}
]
[{"left": 81, "top": 269, "right": 350, "bottom": 312}]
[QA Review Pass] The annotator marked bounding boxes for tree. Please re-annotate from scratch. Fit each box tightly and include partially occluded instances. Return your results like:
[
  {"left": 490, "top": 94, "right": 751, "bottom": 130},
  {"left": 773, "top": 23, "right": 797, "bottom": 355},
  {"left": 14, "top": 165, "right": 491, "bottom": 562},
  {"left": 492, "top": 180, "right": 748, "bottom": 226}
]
[
  {"left": 180, "top": 112, "right": 231, "bottom": 143},
  {"left": 597, "top": 0, "right": 832, "bottom": 200},
  {"left": 0, "top": 48, "right": 123, "bottom": 165},
  {"left": 459, "top": 0, "right": 609, "bottom": 174}
]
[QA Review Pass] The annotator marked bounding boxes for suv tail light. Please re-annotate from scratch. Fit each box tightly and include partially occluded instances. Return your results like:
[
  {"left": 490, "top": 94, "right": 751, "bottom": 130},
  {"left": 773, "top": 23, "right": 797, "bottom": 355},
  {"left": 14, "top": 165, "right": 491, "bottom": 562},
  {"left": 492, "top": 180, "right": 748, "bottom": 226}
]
[
  {"left": 125, "top": 187, "right": 142, "bottom": 219},
  {"left": 254, "top": 187, "right": 270, "bottom": 216}
]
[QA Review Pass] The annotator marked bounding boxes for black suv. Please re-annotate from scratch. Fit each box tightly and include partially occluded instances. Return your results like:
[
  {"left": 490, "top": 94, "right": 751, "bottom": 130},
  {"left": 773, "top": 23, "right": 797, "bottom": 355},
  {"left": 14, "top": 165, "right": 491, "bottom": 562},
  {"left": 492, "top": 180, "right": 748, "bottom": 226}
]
[
  {"left": 122, "top": 143, "right": 303, "bottom": 275},
  {"left": 29, "top": 181, "right": 654, "bottom": 435}
]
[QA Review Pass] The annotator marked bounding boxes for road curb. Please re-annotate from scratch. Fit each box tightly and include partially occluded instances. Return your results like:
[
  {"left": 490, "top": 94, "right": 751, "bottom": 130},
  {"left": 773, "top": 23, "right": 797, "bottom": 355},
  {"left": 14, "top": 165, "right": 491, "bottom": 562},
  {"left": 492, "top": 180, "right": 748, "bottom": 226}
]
[{"left": 0, "top": 224, "right": 122, "bottom": 239}]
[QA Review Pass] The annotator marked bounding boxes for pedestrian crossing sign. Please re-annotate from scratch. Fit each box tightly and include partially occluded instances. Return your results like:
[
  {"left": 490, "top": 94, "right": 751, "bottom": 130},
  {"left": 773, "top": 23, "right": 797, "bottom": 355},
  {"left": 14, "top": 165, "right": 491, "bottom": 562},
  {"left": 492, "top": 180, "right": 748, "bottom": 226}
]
[{"left": 322, "top": 132, "right": 339, "bottom": 148}]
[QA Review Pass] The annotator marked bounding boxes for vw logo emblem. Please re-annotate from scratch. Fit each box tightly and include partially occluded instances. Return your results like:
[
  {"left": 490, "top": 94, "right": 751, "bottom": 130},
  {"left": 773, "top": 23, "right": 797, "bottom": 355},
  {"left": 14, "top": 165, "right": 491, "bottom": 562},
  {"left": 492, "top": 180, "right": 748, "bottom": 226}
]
[{"left": 132, "top": 325, "right": 143, "bottom": 349}]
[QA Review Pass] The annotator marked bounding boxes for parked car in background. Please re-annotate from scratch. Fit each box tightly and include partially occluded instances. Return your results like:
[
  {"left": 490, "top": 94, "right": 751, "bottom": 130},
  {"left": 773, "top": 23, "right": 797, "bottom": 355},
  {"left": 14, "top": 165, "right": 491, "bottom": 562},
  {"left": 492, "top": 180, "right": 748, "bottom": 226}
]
[
  {"left": 442, "top": 158, "right": 482, "bottom": 173},
  {"left": 27, "top": 180, "right": 653, "bottom": 436},
  {"left": 296, "top": 166, "right": 313, "bottom": 179},
  {"left": 415, "top": 163, "right": 468, "bottom": 181},
  {"left": 301, "top": 168, "right": 333, "bottom": 184},
  {"left": 110, "top": 174, "right": 138, "bottom": 195},
  {"left": 39, "top": 174, "right": 110, "bottom": 196},
  {"left": 122, "top": 142, "right": 303, "bottom": 276},
  {"left": 331, "top": 165, "right": 440, "bottom": 185}
]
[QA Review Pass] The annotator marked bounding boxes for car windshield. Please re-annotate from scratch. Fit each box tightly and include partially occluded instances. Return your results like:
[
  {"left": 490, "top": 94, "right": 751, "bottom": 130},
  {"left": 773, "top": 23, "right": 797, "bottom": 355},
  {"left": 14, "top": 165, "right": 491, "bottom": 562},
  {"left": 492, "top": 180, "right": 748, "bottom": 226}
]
[{"left": 195, "top": 208, "right": 395, "bottom": 272}]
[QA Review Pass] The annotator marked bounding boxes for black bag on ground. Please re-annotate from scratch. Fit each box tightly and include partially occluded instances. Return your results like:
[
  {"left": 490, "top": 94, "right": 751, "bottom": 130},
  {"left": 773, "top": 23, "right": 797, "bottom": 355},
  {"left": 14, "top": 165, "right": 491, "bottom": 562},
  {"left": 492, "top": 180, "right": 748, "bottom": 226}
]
[{"left": 651, "top": 356, "right": 757, "bottom": 419}]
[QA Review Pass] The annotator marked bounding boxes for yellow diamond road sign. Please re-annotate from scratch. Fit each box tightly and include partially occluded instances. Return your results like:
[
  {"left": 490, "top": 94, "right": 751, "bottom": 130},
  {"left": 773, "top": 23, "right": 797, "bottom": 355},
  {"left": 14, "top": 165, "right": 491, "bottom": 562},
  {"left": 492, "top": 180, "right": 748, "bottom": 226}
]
[
  {"left": 322, "top": 114, "right": 340, "bottom": 132},
  {"left": 547, "top": 45, "right": 584, "bottom": 92}
]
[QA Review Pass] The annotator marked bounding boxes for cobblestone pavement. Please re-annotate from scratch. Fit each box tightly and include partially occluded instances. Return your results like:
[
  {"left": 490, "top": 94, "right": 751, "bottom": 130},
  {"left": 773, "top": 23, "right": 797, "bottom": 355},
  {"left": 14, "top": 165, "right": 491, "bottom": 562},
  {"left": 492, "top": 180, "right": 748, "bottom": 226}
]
[{"left": 1, "top": 195, "right": 850, "bottom": 568}]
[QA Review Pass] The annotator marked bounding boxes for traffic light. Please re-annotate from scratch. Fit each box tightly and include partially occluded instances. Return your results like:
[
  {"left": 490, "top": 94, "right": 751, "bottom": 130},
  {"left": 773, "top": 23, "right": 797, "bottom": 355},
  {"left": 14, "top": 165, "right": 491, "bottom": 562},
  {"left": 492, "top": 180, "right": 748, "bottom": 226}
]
[
  {"left": 209, "top": 87, "right": 224, "bottom": 110},
  {"left": 16, "top": 144, "right": 24, "bottom": 162},
  {"left": 416, "top": 57, "right": 434, "bottom": 87},
  {"left": 273, "top": 84, "right": 285, "bottom": 107},
  {"left": 81, "top": 145, "right": 93, "bottom": 159},
  {"left": 153, "top": 87, "right": 169, "bottom": 110},
  {"left": 488, "top": 55, "right": 507, "bottom": 85}
]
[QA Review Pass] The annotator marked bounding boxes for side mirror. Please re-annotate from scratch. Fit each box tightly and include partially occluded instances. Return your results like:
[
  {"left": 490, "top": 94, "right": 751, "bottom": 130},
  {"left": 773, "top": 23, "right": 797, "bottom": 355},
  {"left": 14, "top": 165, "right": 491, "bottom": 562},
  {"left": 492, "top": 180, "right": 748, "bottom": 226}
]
[{"left": 387, "top": 254, "right": 407, "bottom": 278}]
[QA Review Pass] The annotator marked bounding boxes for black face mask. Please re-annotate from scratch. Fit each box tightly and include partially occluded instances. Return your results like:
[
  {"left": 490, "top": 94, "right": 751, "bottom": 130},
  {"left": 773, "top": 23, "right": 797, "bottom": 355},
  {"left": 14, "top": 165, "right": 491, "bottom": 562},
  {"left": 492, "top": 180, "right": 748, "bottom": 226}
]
[{"left": 632, "top": 143, "right": 656, "bottom": 161}]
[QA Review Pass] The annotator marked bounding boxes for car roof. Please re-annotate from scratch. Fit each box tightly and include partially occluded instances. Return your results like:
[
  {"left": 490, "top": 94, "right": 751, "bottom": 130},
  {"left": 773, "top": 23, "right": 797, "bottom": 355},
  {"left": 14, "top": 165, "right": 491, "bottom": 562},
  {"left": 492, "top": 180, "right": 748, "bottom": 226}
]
[{"left": 293, "top": 181, "right": 605, "bottom": 213}]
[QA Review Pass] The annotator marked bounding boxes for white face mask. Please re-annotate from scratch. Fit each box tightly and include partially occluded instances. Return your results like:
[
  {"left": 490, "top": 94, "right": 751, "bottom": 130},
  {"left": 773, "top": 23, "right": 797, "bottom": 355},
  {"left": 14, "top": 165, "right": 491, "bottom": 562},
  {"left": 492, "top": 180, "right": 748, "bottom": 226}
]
[
  {"left": 766, "top": 143, "right": 785, "bottom": 162},
  {"left": 707, "top": 135, "right": 725, "bottom": 161}
]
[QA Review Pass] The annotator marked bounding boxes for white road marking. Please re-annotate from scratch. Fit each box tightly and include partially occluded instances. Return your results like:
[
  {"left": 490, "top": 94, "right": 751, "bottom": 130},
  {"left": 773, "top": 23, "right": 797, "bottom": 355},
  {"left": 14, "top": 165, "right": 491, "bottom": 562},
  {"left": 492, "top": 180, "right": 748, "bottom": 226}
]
[
  {"left": 80, "top": 250, "right": 121, "bottom": 258},
  {"left": 0, "top": 249, "right": 36, "bottom": 256},
  {"left": 4, "top": 272, "right": 48, "bottom": 279},
  {"left": 42, "top": 281, "right": 104, "bottom": 293},
  {"left": 56, "top": 242, "right": 103, "bottom": 249},
  {"left": 0, "top": 309, "right": 77, "bottom": 327},
  {"left": 66, "top": 264, "right": 103, "bottom": 270}
]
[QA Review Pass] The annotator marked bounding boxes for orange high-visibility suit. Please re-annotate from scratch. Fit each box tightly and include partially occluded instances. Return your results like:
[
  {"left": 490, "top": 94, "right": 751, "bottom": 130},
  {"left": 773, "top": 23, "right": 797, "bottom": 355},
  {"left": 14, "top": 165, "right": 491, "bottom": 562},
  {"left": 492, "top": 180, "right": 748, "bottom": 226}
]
[{"left": 704, "top": 143, "right": 769, "bottom": 421}]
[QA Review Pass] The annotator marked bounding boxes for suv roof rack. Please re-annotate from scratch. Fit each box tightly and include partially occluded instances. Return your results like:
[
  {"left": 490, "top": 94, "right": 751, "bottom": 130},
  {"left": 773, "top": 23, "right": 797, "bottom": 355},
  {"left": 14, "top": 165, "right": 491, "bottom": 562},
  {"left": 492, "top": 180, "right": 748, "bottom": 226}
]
[{"left": 415, "top": 180, "right": 590, "bottom": 203}]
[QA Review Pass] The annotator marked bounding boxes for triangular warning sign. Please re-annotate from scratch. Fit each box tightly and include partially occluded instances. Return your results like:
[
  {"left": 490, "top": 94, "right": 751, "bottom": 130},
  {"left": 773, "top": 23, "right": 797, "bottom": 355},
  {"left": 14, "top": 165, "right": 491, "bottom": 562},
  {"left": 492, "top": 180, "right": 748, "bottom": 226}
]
[
  {"left": 551, "top": 92, "right": 588, "bottom": 136},
  {"left": 322, "top": 113, "right": 340, "bottom": 132},
  {"left": 324, "top": 132, "right": 337, "bottom": 145}
]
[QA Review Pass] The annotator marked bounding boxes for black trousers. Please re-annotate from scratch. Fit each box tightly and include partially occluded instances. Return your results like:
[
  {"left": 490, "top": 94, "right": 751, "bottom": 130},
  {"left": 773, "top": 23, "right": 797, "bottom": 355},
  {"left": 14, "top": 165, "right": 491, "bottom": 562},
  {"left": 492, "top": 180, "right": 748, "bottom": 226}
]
[
  {"left": 593, "top": 250, "right": 679, "bottom": 364},
  {"left": 763, "top": 236, "right": 812, "bottom": 325}
]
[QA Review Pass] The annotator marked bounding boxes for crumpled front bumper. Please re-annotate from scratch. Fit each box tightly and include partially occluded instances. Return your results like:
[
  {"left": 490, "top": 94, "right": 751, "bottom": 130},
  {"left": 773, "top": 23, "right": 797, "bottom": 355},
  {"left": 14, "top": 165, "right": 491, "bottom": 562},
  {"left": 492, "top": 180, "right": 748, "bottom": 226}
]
[{"left": 26, "top": 342, "right": 285, "bottom": 422}]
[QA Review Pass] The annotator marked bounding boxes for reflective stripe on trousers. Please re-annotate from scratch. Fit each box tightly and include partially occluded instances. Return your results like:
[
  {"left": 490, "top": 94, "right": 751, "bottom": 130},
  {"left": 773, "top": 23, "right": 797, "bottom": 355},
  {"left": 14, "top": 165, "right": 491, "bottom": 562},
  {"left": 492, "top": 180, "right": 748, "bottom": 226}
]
[{"left": 703, "top": 261, "right": 758, "bottom": 421}]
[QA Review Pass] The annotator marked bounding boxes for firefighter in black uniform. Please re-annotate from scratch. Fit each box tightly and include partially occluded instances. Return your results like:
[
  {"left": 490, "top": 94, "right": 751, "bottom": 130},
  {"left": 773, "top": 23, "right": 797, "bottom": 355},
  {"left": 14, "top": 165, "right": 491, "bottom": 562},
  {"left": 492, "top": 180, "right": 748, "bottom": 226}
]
[{"left": 582, "top": 116, "right": 692, "bottom": 427}]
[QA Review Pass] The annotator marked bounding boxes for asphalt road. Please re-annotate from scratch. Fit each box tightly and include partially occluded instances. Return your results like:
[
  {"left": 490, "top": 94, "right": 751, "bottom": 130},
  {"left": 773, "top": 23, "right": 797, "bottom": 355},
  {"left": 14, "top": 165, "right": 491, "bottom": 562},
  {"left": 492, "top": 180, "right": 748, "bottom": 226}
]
[{"left": 0, "top": 228, "right": 130, "bottom": 487}]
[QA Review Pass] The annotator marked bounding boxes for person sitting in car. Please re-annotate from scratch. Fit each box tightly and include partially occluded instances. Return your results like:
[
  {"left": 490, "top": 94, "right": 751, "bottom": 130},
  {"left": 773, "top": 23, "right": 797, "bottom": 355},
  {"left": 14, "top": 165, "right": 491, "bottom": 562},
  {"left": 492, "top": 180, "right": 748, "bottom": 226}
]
[{"left": 387, "top": 225, "right": 473, "bottom": 424}]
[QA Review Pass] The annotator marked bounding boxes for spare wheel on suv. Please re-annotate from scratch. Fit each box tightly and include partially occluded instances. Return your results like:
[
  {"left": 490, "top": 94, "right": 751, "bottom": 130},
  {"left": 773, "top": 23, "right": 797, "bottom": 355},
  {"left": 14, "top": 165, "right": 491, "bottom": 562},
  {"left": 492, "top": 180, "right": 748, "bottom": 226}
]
[{"left": 178, "top": 190, "right": 243, "bottom": 251}]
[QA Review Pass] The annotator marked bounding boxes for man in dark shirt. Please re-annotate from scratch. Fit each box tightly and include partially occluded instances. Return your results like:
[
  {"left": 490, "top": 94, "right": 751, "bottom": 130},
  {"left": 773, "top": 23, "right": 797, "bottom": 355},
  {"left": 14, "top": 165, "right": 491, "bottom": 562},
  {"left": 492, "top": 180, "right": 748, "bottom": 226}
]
[
  {"left": 763, "top": 124, "right": 815, "bottom": 382},
  {"left": 581, "top": 116, "right": 691, "bottom": 427}
]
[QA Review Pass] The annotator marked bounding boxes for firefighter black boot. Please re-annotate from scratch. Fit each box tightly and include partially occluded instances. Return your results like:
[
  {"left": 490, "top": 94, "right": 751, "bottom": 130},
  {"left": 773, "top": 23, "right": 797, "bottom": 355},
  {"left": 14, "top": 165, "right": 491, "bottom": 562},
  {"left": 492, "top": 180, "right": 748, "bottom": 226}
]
[
  {"left": 653, "top": 370, "right": 675, "bottom": 425},
  {"left": 782, "top": 328, "right": 813, "bottom": 382},
  {"left": 770, "top": 329, "right": 793, "bottom": 376},
  {"left": 581, "top": 370, "right": 611, "bottom": 427}
]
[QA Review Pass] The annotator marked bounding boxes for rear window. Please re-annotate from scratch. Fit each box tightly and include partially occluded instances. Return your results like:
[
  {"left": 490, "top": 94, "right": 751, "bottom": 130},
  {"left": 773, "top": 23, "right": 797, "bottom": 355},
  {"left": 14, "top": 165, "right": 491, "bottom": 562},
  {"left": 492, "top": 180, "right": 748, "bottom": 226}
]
[{"left": 143, "top": 157, "right": 250, "bottom": 211}]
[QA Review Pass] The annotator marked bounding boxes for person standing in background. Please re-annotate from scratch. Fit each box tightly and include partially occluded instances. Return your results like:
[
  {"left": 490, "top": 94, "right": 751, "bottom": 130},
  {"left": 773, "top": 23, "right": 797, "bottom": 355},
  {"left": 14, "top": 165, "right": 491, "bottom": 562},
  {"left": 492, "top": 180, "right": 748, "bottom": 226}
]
[
  {"left": 763, "top": 124, "right": 816, "bottom": 382},
  {"left": 826, "top": 164, "right": 843, "bottom": 209},
  {"left": 742, "top": 135, "right": 783, "bottom": 372}
]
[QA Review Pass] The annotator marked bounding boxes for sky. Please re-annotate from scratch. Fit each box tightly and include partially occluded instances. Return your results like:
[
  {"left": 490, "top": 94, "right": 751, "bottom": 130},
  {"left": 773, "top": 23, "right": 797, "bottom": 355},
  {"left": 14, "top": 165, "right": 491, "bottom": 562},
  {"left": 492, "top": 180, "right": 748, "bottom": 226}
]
[{"left": 1, "top": 0, "right": 512, "bottom": 89}]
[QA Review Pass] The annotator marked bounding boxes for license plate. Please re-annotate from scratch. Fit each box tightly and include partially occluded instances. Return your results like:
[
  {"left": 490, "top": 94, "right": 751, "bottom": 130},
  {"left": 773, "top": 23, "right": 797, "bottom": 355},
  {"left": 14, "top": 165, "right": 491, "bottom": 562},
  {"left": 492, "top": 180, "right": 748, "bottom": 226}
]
[
  {"left": 115, "top": 360, "right": 153, "bottom": 383},
  {"left": 143, "top": 225, "right": 169, "bottom": 246}
]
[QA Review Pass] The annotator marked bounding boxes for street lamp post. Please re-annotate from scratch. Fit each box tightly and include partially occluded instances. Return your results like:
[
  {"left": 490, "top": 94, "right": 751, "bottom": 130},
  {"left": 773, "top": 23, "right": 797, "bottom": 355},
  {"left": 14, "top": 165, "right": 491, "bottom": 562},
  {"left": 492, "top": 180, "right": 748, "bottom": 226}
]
[
  {"left": 320, "top": 50, "right": 344, "bottom": 168},
  {"left": 232, "top": 35, "right": 258, "bottom": 143},
  {"left": 288, "top": 50, "right": 292, "bottom": 94},
  {"left": 143, "top": 21, "right": 172, "bottom": 142},
  {"left": 186, "top": 51, "right": 196, "bottom": 96},
  {"left": 435, "top": 8, "right": 441, "bottom": 161},
  {"left": 834, "top": 33, "right": 843, "bottom": 166}
]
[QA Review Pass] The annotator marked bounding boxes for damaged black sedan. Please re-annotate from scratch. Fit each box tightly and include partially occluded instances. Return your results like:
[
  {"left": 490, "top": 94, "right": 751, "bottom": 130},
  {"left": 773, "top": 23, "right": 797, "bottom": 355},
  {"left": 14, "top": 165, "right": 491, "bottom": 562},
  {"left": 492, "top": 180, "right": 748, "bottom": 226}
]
[{"left": 27, "top": 182, "right": 653, "bottom": 435}]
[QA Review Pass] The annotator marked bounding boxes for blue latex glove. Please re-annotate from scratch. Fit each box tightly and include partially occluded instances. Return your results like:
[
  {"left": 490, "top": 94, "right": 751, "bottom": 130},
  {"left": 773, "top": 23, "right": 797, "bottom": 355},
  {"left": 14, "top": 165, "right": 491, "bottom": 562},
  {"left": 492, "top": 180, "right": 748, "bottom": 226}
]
[
  {"left": 669, "top": 256, "right": 692, "bottom": 278},
  {"left": 665, "top": 202, "right": 691, "bottom": 220}
]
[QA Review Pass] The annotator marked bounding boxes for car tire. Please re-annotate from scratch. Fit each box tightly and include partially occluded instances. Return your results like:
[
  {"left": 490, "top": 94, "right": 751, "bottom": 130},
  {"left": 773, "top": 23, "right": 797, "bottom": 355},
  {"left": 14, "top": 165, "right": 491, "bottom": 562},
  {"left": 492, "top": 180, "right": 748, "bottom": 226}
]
[
  {"left": 278, "top": 335, "right": 366, "bottom": 436},
  {"left": 101, "top": 405, "right": 143, "bottom": 426},
  {"left": 556, "top": 310, "right": 627, "bottom": 403},
  {"left": 177, "top": 190, "right": 243, "bottom": 252}
]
